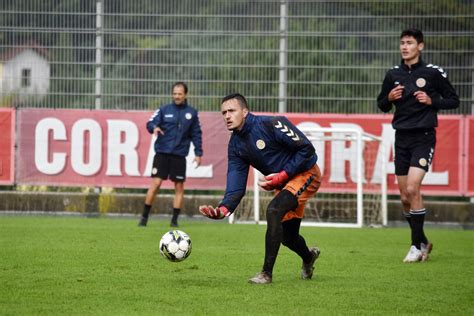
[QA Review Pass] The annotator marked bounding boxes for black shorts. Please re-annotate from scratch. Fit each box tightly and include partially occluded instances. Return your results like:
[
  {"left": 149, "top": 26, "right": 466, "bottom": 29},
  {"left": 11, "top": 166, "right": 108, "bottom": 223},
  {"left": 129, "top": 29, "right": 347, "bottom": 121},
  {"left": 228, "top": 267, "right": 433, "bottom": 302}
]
[
  {"left": 394, "top": 128, "right": 436, "bottom": 176},
  {"left": 151, "top": 153, "right": 186, "bottom": 182}
]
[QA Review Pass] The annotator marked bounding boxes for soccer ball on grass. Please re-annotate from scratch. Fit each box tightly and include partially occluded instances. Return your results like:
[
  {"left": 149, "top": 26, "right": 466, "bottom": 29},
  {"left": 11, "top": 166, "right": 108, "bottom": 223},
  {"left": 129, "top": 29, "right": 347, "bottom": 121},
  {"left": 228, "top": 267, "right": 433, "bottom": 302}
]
[{"left": 159, "top": 230, "right": 192, "bottom": 262}]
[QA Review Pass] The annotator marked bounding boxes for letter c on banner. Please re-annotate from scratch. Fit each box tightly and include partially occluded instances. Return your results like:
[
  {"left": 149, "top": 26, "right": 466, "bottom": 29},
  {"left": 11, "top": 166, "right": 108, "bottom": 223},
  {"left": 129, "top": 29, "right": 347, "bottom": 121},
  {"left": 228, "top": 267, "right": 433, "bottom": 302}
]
[{"left": 35, "top": 118, "right": 67, "bottom": 175}]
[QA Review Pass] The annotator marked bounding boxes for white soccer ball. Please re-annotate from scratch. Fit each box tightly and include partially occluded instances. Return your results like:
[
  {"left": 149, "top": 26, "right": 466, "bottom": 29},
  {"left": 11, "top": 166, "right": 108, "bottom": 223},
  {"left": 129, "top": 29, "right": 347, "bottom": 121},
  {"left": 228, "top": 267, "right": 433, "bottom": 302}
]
[{"left": 159, "top": 230, "right": 192, "bottom": 262}]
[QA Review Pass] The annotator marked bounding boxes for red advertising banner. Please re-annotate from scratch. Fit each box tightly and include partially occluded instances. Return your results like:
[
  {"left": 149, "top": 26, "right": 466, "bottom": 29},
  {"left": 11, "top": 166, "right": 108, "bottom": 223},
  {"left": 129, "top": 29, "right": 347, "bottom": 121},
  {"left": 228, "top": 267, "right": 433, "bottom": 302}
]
[
  {"left": 286, "top": 114, "right": 464, "bottom": 195},
  {"left": 466, "top": 116, "right": 474, "bottom": 196},
  {"left": 15, "top": 109, "right": 467, "bottom": 195},
  {"left": 16, "top": 109, "right": 229, "bottom": 189},
  {"left": 0, "top": 108, "right": 15, "bottom": 184}
]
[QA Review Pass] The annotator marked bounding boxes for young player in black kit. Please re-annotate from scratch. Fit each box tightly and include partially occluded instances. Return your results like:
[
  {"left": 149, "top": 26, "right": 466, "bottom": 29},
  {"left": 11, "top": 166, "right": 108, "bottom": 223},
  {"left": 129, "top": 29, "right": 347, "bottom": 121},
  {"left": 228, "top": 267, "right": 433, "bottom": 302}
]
[{"left": 377, "top": 29, "right": 459, "bottom": 262}]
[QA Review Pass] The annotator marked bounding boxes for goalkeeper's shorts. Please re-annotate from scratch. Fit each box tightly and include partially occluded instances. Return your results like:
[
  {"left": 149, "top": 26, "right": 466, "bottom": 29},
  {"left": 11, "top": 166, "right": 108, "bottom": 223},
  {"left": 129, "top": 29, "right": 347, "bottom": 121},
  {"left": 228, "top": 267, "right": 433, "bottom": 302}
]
[{"left": 278, "top": 164, "right": 321, "bottom": 222}]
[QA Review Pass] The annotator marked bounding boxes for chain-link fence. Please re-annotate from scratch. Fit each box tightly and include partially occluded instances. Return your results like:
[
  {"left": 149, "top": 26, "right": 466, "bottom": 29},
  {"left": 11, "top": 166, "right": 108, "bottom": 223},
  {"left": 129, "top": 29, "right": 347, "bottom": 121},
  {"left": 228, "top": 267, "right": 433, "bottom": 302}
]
[{"left": 1, "top": 0, "right": 473, "bottom": 113}]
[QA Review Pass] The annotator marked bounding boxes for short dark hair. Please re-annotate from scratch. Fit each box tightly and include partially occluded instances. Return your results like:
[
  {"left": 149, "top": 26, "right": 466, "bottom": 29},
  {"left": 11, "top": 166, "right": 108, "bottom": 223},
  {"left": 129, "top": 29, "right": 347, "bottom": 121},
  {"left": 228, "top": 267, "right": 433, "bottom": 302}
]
[
  {"left": 172, "top": 81, "right": 188, "bottom": 94},
  {"left": 221, "top": 93, "right": 249, "bottom": 110},
  {"left": 400, "top": 28, "right": 424, "bottom": 44}
]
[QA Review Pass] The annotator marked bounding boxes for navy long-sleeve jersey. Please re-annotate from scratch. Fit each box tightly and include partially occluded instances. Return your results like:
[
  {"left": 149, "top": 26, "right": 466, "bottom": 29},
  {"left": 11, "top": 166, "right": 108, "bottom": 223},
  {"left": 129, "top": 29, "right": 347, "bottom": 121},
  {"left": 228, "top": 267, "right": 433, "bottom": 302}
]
[
  {"left": 377, "top": 59, "right": 459, "bottom": 130},
  {"left": 147, "top": 102, "right": 203, "bottom": 157},
  {"left": 219, "top": 113, "right": 318, "bottom": 213}
]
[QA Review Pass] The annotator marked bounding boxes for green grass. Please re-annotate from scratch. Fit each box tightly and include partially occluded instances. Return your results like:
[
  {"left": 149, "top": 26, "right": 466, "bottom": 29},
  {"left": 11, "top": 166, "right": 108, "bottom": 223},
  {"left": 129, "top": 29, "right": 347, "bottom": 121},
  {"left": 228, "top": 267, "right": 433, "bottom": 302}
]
[{"left": 1, "top": 216, "right": 473, "bottom": 315}]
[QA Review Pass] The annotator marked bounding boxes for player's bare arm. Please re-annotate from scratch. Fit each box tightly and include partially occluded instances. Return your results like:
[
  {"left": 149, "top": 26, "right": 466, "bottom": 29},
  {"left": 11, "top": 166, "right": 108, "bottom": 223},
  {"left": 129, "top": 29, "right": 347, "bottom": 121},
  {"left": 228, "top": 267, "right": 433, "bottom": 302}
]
[{"left": 193, "top": 156, "right": 201, "bottom": 167}]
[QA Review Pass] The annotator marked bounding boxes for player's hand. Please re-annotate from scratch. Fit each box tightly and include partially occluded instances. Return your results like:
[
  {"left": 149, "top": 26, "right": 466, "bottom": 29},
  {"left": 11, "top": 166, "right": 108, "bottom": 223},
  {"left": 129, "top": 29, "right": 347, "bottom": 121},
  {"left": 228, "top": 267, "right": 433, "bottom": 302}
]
[
  {"left": 193, "top": 156, "right": 201, "bottom": 168},
  {"left": 258, "top": 170, "right": 289, "bottom": 191},
  {"left": 388, "top": 85, "right": 404, "bottom": 102},
  {"left": 153, "top": 127, "right": 164, "bottom": 136},
  {"left": 199, "top": 205, "right": 230, "bottom": 220},
  {"left": 414, "top": 91, "right": 432, "bottom": 105}
]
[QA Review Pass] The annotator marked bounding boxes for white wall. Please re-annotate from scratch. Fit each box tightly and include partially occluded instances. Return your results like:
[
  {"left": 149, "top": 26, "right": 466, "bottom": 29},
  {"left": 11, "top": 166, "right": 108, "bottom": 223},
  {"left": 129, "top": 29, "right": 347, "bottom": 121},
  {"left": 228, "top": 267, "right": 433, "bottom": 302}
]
[{"left": 1, "top": 49, "right": 50, "bottom": 100}]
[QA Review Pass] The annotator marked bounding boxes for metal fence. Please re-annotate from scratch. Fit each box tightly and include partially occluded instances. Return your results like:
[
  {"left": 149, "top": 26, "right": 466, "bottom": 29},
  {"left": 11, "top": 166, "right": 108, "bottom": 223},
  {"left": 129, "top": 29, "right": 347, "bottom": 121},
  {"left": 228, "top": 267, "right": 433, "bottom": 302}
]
[{"left": 1, "top": 0, "right": 473, "bottom": 114}]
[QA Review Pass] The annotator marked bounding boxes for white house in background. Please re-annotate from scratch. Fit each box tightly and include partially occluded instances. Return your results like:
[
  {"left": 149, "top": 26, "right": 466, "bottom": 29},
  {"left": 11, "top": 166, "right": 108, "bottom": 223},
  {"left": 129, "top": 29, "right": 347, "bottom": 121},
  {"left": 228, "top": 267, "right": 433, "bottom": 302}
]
[{"left": 0, "top": 43, "right": 50, "bottom": 103}]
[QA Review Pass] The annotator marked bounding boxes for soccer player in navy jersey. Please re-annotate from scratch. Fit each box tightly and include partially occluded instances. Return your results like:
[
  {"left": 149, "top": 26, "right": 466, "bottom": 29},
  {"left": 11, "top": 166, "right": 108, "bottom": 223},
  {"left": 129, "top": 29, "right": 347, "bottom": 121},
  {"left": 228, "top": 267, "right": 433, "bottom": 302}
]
[
  {"left": 139, "top": 82, "right": 203, "bottom": 227},
  {"left": 200, "top": 93, "right": 322, "bottom": 284}
]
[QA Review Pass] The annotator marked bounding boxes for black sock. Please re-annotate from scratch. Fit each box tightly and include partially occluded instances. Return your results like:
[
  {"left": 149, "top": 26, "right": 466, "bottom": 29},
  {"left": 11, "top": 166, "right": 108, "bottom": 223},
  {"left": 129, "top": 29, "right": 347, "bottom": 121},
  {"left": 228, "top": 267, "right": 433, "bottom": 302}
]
[
  {"left": 417, "top": 209, "right": 429, "bottom": 244},
  {"left": 403, "top": 211, "right": 412, "bottom": 228},
  {"left": 282, "top": 219, "right": 313, "bottom": 263},
  {"left": 420, "top": 232, "right": 429, "bottom": 245},
  {"left": 403, "top": 211, "right": 414, "bottom": 245},
  {"left": 263, "top": 204, "right": 283, "bottom": 275},
  {"left": 290, "top": 236, "right": 313, "bottom": 263},
  {"left": 410, "top": 209, "right": 426, "bottom": 249},
  {"left": 142, "top": 204, "right": 152, "bottom": 219},
  {"left": 171, "top": 208, "right": 180, "bottom": 223},
  {"left": 262, "top": 190, "right": 298, "bottom": 275}
]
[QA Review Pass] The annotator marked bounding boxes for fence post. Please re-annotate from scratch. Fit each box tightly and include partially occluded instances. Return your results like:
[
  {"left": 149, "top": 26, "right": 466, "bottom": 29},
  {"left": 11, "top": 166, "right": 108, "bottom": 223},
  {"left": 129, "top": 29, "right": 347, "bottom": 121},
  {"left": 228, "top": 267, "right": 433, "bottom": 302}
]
[
  {"left": 278, "top": 0, "right": 288, "bottom": 113},
  {"left": 95, "top": 0, "right": 103, "bottom": 110}
]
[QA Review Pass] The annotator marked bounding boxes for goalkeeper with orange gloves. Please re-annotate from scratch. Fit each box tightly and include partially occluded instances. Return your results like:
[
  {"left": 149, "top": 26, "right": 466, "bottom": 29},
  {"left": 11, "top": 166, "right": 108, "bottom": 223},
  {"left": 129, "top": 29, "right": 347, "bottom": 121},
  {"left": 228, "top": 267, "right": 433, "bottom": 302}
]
[{"left": 199, "top": 93, "right": 322, "bottom": 284}]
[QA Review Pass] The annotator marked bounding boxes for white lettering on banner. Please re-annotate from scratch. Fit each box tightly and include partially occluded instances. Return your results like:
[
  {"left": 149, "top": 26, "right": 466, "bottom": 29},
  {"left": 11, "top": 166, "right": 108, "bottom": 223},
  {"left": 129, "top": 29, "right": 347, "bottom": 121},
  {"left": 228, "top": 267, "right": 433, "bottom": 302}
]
[
  {"left": 35, "top": 118, "right": 67, "bottom": 175},
  {"left": 372, "top": 124, "right": 448, "bottom": 185},
  {"left": 329, "top": 123, "right": 366, "bottom": 184},
  {"left": 297, "top": 121, "right": 449, "bottom": 186},
  {"left": 186, "top": 143, "right": 213, "bottom": 178},
  {"left": 35, "top": 117, "right": 143, "bottom": 177},
  {"left": 144, "top": 134, "right": 156, "bottom": 177},
  {"left": 143, "top": 136, "right": 213, "bottom": 178},
  {"left": 423, "top": 165, "right": 449, "bottom": 185},
  {"left": 296, "top": 122, "right": 325, "bottom": 173},
  {"left": 71, "top": 119, "right": 102, "bottom": 176},
  {"left": 372, "top": 124, "right": 395, "bottom": 183},
  {"left": 297, "top": 122, "right": 367, "bottom": 183},
  {"left": 106, "top": 120, "right": 140, "bottom": 176}
]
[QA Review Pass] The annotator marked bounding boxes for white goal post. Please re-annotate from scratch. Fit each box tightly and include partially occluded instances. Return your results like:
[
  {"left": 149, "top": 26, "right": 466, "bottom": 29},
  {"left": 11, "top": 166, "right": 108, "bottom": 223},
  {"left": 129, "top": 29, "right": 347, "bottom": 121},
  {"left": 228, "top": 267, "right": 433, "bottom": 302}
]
[{"left": 229, "top": 127, "right": 388, "bottom": 228}]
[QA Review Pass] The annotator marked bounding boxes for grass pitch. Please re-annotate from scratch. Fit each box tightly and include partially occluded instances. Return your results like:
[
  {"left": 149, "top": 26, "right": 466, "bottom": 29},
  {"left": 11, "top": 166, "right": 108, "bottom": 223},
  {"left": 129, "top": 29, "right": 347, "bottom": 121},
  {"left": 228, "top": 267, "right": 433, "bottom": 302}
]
[{"left": 1, "top": 216, "right": 473, "bottom": 315}]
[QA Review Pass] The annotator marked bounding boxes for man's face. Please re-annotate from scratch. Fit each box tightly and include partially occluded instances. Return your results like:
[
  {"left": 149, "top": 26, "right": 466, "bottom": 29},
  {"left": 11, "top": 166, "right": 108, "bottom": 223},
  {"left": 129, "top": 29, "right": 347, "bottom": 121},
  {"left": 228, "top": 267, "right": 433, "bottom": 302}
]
[
  {"left": 172, "top": 85, "right": 187, "bottom": 105},
  {"left": 220, "top": 99, "right": 248, "bottom": 131},
  {"left": 400, "top": 35, "right": 423, "bottom": 62}
]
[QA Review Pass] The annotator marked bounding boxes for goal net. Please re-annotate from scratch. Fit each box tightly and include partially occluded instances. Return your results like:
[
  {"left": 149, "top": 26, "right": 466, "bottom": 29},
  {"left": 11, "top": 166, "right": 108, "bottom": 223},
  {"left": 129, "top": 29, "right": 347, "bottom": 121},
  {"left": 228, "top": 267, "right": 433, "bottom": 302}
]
[{"left": 229, "top": 127, "right": 388, "bottom": 228}]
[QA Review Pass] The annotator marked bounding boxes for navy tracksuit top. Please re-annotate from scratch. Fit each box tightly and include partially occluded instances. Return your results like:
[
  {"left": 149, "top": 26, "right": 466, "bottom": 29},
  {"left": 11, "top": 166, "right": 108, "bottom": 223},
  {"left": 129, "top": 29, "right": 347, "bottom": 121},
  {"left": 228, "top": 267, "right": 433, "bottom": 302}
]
[
  {"left": 147, "top": 102, "right": 203, "bottom": 157},
  {"left": 220, "top": 113, "right": 318, "bottom": 213}
]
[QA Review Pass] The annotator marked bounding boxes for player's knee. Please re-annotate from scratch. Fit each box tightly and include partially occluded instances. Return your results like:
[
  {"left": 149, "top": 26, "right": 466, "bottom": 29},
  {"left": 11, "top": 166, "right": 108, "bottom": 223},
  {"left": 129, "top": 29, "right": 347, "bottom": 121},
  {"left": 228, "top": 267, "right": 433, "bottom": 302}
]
[
  {"left": 266, "top": 190, "right": 298, "bottom": 232},
  {"left": 267, "top": 190, "right": 298, "bottom": 214},
  {"left": 405, "top": 184, "right": 420, "bottom": 199},
  {"left": 149, "top": 183, "right": 160, "bottom": 194},
  {"left": 400, "top": 194, "right": 410, "bottom": 206},
  {"left": 266, "top": 203, "right": 280, "bottom": 224}
]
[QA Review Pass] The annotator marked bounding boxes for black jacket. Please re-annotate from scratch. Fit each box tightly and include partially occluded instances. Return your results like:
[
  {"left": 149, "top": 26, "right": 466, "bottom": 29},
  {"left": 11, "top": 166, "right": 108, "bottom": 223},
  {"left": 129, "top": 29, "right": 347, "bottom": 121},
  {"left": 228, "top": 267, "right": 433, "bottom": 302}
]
[{"left": 377, "top": 59, "right": 459, "bottom": 130}]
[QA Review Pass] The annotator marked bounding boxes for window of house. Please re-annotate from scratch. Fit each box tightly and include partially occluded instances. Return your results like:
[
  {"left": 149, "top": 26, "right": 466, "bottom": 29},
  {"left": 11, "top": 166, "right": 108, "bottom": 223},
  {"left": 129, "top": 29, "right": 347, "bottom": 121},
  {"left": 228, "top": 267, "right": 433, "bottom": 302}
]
[{"left": 21, "top": 68, "right": 31, "bottom": 88}]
